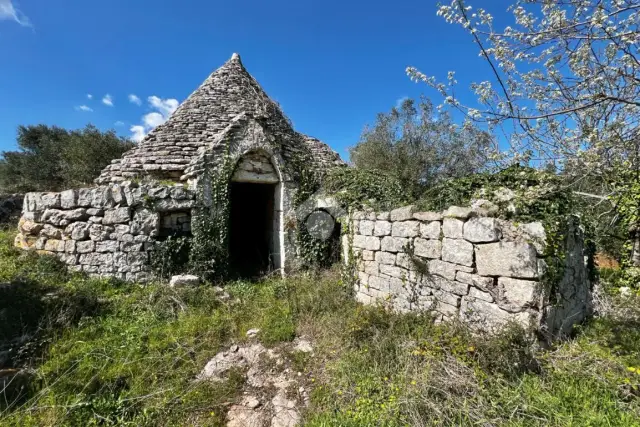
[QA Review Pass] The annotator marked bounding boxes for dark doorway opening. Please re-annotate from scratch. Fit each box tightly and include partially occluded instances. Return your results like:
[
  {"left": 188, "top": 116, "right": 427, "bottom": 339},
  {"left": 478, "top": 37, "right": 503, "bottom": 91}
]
[{"left": 229, "top": 182, "right": 276, "bottom": 279}]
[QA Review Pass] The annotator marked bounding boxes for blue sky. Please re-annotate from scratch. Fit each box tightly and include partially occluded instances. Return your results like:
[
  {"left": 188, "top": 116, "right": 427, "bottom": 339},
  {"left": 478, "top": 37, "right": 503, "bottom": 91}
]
[{"left": 0, "top": 0, "right": 505, "bottom": 160}]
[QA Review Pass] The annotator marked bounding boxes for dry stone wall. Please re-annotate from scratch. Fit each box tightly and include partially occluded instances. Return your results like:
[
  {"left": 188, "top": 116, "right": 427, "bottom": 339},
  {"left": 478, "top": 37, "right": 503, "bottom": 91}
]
[
  {"left": 15, "top": 182, "right": 195, "bottom": 282},
  {"left": 345, "top": 205, "right": 592, "bottom": 337}
]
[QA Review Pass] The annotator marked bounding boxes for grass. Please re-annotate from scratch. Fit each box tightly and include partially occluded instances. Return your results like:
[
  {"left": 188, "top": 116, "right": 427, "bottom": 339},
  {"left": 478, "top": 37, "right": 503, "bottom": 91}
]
[{"left": 0, "top": 228, "right": 638, "bottom": 426}]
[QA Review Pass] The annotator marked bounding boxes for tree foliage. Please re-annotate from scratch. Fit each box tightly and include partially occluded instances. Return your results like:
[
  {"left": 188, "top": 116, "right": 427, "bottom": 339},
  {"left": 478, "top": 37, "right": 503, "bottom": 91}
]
[
  {"left": 349, "top": 97, "right": 495, "bottom": 200},
  {"left": 409, "top": 0, "right": 640, "bottom": 263},
  {"left": 0, "top": 124, "right": 134, "bottom": 193}
]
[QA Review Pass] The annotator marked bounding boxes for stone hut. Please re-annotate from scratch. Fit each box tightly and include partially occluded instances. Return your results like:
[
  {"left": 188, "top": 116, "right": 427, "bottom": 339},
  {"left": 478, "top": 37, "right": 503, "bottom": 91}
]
[{"left": 15, "top": 53, "right": 344, "bottom": 280}]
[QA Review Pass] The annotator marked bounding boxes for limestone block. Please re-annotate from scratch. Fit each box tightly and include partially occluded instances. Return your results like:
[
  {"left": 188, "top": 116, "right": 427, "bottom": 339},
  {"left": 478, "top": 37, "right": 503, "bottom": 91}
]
[
  {"left": 111, "top": 185, "right": 127, "bottom": 205},
  {"left": 96, "top": 241, "right": 119, "bottom": 253},
  {"left": 377, "top": 212, "right": 390, "bottom": 220},
  {"left": 361, "top": 250, "right": 375, "bottom": 261},
  {"left": 121, "top": 242, "right": 144, "bottom": 252},
  {"left": 64, "top": 240, "right": 76, "bottom": 254},
  {"left": 518, "top": 222, "right": 547, "bottom": 254},
  {"left": 442, "top": 238, "right": 474, "bottom": 266},
  {"left": 148, "top": 186, "right": 169, "bottom": 199},
  {"left": 442, "top": 206, "right": 472, "bottom": 219},
  {"left": 455, "top": 271, "right": 494, "bottom": 290},
  {"left": 413, "top": 211, "right": 443, "bottom": 221},
  {"left": 475, "top": 242, "right": 538, "bottom": 279},
  {"left": 170, "top": 274, "right": 201, "bottom": 288},
  {"left": 396, "top": 253, "right": 412, "bottom": 269},
  {"left": 44, "top": 239, "right": 65, "bottom": 252},
  {"left": 41, "top": 193, "right": 61, "bottom": 209},
  {"left": 420, "top": 221, "right": 441, "bottom": 239},
  {"left": 359, "top": 220, "right": 375, "bottom": 236},
  {"left": 463, "top": 217, "right": 501, "bottom": 243},
  {"left": 433, "top": 289, "right": 461, "bottom": 307},
  {"left": 361, "top": 261, "right": 379, "bottom": 275},
  {"left": 41, "top": 209, "right": 87, "bottom": 226},
  {"left": 103, "top": 207, "right": 131, "bottom": 225},
  {"left": 380, "top": 264, "right": 407, "bottom": 279},
  {"left": 353, "top": 235, "right": 380, "bottom": 251},
  {"left": 86, "top": 208, "right": 104, "bottom": 216},
  {"left": 381, "top": 236, "right": 408, "bottom": 253},
  {"left": 498, "top": 277, "right": 539, "bottom": 306},
  {"left": 427, "top": 259, "right": 473, "bottom": 281},
  {"left": 77, "top": 188, "right": 92, "bottom": 207},
  {"left": 413, "top": 238, "right": 442, "bottom": 259},
  {"left": 391, "top": 221, "right": 420, "bottom": 238},
  {"left": 469, "top": 287, "right": 494, "bottom": 302},
  {"left": 60, "top": 189, "right": 78, "bottom": 209},
  {"left": 14, "top": 233, "right": 32, "bottom": 250},
  {"left": 435, "top": 277, "right": 469, "bottom": 296},
  {"left": 91, "top": 187, "right": 114, "bottom": 208},
  {"left": 79, "top": 252, "right": 113, "bottom": 266},
  {"left": 389, "top": 205, "right": 415, "bottom": 221},
  {"left": 89, "top": 216, "right": 103, "bottom": 224},
  {"left": 65, "top": 222, "right": 91, "bottom": 240},
  {"left": 131, "top": 209, "right": 159, "bottom": 235},
  {"left": 41, "top": 224, "right": 62, "bottom": 239},
  {"left": 442, "top": 218, "right": 464, "bottom": 239},
  {"left": 375, "top": 251, "right": 396, "bottom": 265},
  {"left": 170, "top": 185, "right": 190, "bottom": 200},
  {"left": 76, "top": 240, "right": 95, "bottom": 254},
  {"left": 357, "top": 272, "right": 370, "bottom": 286},
  {"left": 460, "top": 297, "right": 533, "bottom": 330},
  {"left": 19, "top": 219, "right": 43, "bottom": 236},
  {"left": 374, "top": 221, "right": 392, "bottom": 236},
  {"left": 368, "top": 275, "right": 388, "bottom": 291},
  {"left": 154, "top": 199, "right": 193, "bottom": 211}
]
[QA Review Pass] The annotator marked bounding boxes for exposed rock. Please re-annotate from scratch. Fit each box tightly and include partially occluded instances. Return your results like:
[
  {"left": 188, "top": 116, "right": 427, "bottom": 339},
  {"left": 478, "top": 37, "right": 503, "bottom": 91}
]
[
  {"left": 442, "top": 206, "right": 473, "bottom": 219},
  {"left": 381, "top": 236, "right": 408, "bottom": 253},
  {"left": 463, "top": 217, "right": 501, "bottom": 243},
  {"left": 413, "top": 211, "right": 442, "bottom": 221},
  {"left": 420, "top": 221, "right": 441, "bottom": 239},
  {"left": 441, "top": 238, "right": 474, "bottom": 266},
  {"left": 103, "top": 207, "right": 131, "bottom": 225},
  {"left": 442, "top": 218, "right": 464, "bottom": 239},
  {"left": 389, "top": 205, "right": 415, "bottom": 221},
  {"left": 499, "top": 277, "right": 539, "bottom": 306},
  {"left": 413, "top": 238, "right": 442, "bottom": 259},
  {"left": 391, "top": 221, "right": 420, "bottom": 238},
  {"left": 475, "top": 241, "right": 538, "bottom": 279},
  {"left": 169, "top": 274, "right": 200, "bottom": 287},
  {"left": 373, "top": 220, "right": 391, "bottom": 237}
]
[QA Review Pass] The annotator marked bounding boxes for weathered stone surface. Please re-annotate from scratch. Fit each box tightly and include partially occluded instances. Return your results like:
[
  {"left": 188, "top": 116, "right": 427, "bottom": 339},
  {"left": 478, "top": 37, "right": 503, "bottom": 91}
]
[
  {"left": 455, "top": 271, "right": 494, "bottom": 290},
  {"left": 413, "top": 238, "right": 442, "bottom": 259},
  {"left": 475, "top": 242, "right": 538, "bottom": 278},
  {"left": 375, "top": 251, "right": 396, "bottom": 265},
  {"left": 389, "top": 205, "right": 415, "bottom": 221},
  {"left": 469, "top": 286, "right": 494, "bottom": 302},
  {"left": 498, "top": 277, "right": 539, "bottom": 306},
  {"left": 435, "top": 277, "right": 469, "bottom": 296},
  {"left": 441, "top": 238, "right": 474, "bottom": 266},
  {"left": 361, "top": 250, "right": 375, "bottom": 261},
  {"left": 391, "top": 221, "right": 420, "bottom": 238},
  {"left": 353, "top": 235, "right": 380, "bottom": 251},
  {"left": 44, "top": 239, "right": 65, "bottom": 252},
  {"left": 374, "top": 221, "right": 392, "bottom": 237},
  {"left": 460, "top": 297, "right": 533, "bottom": 329},
  {"left": 130, "top": 209, "right": 158, "bottom": 235},
  {"left": 40, "top": 224, "right": 62, "bottom": 239},
  {"left": 359, "top": 220, "right": 375, "bottom": 236},
  {"left": 518, "top": 221, "right": 547, "bottom": 254},
  {"left": 442, "top": 218, "right": 464, "bottom": 239},
  {"left": 427, "top": 259, "right": 473, "bottom": 280},
  {"left": 65, "top": 222, "right": 91, "bottom": 240},
  {"left": 433, "top": 289, "right": 461, "bottom": 307},
  {"left": 463, "top": 217, "right": 500, "bottom": 243},
  {"left": 89, "top": 224, "right": 114, "bottom": 241},
  {"left": 77, "top": 188, "right": 92, "bottom": 207},
  {"left": 420, "top": 221, "right": 440, "bottom": 239},
  {"left": 18, "top": 219, "right": 43, "bottom": 235},
  {"left": 381, "top": 236, "right": 408, "bottom": 253},
  {"left": 442, "top": 206, "right": 472, "bottom": 219},
  {"left": 76, "top": 240, "right": 95, "bottom": 253},
  {"left": 413, "top": 211, "right": 442, "bottom": 221},
  {"left": 59, "top": 189, "right": 77, "bottom": 209},
  {"left": 64, "top": 240, "right": 76, "bottom": 254},
  {"left": 96, "top": 241, "right": 119, "bottom": 253},
  {"left": 361, "top": 260, "right": 379, "bottom": 275},
  {"left": 103, "top": 207, "right": 131, "bottom": 225},
  {"left": 170, "top": 274, "right": 201, "bottom": 287},
  {"left": 79, "top": 252, "right": 113, "bottom": 266},
  {"left": 380, "top": 264, "right": 407, "bottom": 279}
]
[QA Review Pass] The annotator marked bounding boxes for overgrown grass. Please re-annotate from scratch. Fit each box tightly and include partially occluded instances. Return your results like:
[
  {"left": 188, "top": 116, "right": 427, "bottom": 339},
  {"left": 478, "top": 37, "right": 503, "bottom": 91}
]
[{"left": 0, "top": 229, "right": 639, "bottom": 426}]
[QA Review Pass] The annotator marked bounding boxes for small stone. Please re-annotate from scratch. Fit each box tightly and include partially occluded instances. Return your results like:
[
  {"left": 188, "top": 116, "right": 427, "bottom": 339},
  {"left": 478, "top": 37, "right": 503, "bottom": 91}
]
[
  {"left": 463, "top": 217, "right": 501, "bottom": 243},
  {"left": 246, "top": 328, "right": 260, "bottom": 337},
  {"left": 413, "top": 211, "right": 443, "bottom": 221}
]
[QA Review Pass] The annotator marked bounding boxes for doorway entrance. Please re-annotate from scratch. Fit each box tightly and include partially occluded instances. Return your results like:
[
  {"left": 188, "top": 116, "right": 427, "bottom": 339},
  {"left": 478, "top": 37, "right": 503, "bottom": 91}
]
[{"left": 228, "top": 182, "right": 277, "bottom": 278}]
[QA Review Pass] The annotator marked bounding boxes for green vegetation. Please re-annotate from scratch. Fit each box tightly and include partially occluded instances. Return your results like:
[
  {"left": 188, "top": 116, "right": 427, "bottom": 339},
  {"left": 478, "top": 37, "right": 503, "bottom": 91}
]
[
  {"left": 0, "top": 229, "right": 638, "bottom": 426},
  {"left": 0, "top": 124, "right": 134, "bottom": 193}
]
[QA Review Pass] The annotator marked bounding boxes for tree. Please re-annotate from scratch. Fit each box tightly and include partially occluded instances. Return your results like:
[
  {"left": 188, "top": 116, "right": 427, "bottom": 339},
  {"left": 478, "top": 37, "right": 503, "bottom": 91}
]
[
  {"left": 408, "top": 0, "right": 640, "bottom": 263},
  {"left": 0, "top": 124, "right": 134, "bottom": 193},
  {"left": 350, "top": 97, "right": 495, "bottom": 200}
]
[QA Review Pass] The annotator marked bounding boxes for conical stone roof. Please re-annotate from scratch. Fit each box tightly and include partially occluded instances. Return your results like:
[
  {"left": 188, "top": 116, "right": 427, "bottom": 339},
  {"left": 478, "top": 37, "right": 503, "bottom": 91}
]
[{"left": 96, "top": 53, "right": 343, "bottom": 185}]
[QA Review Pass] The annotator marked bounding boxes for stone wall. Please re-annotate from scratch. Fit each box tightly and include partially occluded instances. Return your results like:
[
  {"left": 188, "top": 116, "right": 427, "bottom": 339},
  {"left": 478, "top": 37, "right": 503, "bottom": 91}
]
[
  {"left": 15, "top": 182, "right": 195, "bottom": 282},
  {"left": 344, "top": 205, "right": 592, "bottom": 337}
]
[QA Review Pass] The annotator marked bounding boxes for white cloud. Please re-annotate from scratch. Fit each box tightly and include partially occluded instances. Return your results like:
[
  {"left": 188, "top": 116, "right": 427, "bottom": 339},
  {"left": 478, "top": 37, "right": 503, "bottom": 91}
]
[
  {"left": 129, "top": 95, "right": 179, "bottom": 142},
  {"left": 128, "top": 94, "right": 142, "bottom": 106},
  {"left": 114, "top": 121, "right": 125, "bottom": 126},
  {"left": 87, "top": 94, "right": 93, "bottom": 100},
  {"left": 130, "top": 125, "right": 146, "bottom": 143},
  {"left": 0, "top": 0, "right": 31, "bottom": 27},
  {"left": 75, "top": 105, "right": 93, "bottom": 112},
  {"left": 102, "top": 94, "right": 114, "bottom": 107}
]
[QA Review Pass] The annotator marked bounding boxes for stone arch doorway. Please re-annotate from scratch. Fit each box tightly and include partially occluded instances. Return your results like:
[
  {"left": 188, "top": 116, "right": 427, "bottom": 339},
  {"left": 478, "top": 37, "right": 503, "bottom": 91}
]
[{"left": 228, "top": 150, "right": 284, "bottom": 278}]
